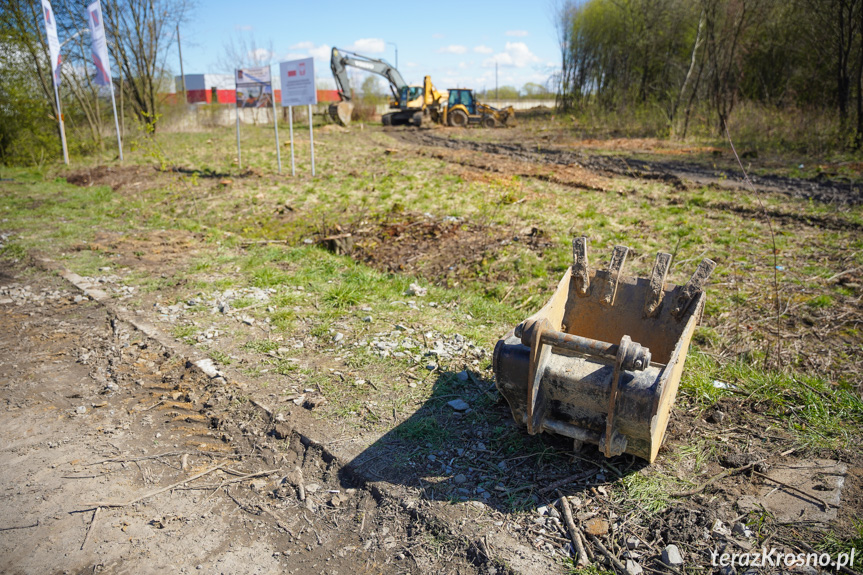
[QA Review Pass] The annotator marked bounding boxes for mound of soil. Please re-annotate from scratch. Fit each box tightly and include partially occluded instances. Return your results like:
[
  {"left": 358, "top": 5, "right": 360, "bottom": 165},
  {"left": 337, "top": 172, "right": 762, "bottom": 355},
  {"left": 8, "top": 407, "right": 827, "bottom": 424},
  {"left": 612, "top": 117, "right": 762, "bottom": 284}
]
[
  {"left": 336, "top": 212, "right": 551, "bottom": 285},
  {"left": 65, "top": 165, "right": 155, "bottom": 191}
]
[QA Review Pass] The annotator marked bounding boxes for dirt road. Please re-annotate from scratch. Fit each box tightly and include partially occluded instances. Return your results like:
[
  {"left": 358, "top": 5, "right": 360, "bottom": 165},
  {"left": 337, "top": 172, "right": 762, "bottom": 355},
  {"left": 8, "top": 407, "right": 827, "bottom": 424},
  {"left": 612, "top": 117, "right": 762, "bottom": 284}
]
[{"left": 0, "top": 259, "right": 529, "bottom": 574}]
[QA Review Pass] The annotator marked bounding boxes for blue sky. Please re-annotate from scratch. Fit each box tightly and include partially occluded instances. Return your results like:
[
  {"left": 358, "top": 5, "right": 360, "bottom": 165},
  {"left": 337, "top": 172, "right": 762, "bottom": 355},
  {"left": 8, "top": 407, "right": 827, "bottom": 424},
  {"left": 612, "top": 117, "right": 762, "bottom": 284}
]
[{"left": 175, "top": 0, "right": 561, "bottom": 93}]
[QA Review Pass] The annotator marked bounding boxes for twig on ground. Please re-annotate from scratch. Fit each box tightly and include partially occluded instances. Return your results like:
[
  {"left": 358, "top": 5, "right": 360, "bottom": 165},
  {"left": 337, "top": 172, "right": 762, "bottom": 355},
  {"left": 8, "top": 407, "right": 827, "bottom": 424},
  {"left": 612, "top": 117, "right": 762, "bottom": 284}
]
[
  {"left": 539, "top": 469, "right": 598, "bottom": 494},
  {"left": 826, "top": 266, "right": 862, "bottom": 283},
  {"left": 587, "top": 533, "right": 627, "bottom": 574},
  {"left": 556, "top": 490, "right": 589, "bottom": 568},
  {"left": 0, "top": 520, "right": 39, "bottom": 532},
  {"left": 175, "top": 468, "right": 279, "bottom": 491},
  {"left": 256, "top": 505, "right": 297, "bottom": 537},
  {"left": 751, "top": 470, "right": 835, "bottom": 510},
  {"left": 80, "top": 507, "right": 99, "bottom": 550},
  {"left": 143, "top": 400, "right": 165, "bottom": 411},
  {"left": 669, "top": 448, "right": 794, "bottom": 497},
  {"left": 86, "top": 450, "right": 187, "bottom": 466},
  {"left": 85, "top": 463, "right": 224, "bottom": 508}
]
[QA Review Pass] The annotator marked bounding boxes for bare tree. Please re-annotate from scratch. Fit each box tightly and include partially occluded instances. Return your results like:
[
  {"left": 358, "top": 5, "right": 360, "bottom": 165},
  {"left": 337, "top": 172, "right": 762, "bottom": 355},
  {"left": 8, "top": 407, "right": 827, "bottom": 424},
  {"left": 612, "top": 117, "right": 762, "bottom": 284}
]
[
  {"left": 552, "top": 0, "right": 577, "bottom": 110},
  {"left": 101, "top": 0, "right": 195, "bottom": 130},
  {"left": 216, "top": 31, "right": 275, "bottom": 72}
]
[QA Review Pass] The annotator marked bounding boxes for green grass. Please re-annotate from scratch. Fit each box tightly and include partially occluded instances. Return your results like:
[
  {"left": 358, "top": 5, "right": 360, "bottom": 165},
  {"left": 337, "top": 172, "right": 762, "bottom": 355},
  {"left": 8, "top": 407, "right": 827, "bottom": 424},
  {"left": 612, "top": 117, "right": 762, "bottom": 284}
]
[
  {"left": 172, "top": 324, "right": 198, "bottom": 345},
  {"left": 394, "top": 415, "right": 451, "bottom": 450},
  {"left": 2, "top": 123, "right": 862, "bottom": 526},
  {"left": 681, "top": 351, "right": 863, "bottom": 450},
  {"left": 244, "top": 339, "right": 278, "bottom": 354}
]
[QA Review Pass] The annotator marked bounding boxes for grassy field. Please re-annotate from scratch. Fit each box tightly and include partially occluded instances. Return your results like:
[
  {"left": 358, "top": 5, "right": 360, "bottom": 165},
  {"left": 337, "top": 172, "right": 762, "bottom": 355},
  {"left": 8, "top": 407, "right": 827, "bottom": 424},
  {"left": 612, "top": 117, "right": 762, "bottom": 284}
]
[{"left": 2, "top": 113, "right": 862, "bottom": 569}]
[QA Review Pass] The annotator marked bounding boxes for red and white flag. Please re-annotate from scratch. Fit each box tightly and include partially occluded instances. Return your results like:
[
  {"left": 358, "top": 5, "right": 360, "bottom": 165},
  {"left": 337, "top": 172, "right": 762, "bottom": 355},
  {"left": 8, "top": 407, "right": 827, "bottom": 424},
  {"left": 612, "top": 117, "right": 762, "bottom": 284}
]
[
  {"left": 87, "top": 1, "right": 112, "bottom": 86},
  {"left": 41, "top": 0, "right": 62, "bottom": 83}
]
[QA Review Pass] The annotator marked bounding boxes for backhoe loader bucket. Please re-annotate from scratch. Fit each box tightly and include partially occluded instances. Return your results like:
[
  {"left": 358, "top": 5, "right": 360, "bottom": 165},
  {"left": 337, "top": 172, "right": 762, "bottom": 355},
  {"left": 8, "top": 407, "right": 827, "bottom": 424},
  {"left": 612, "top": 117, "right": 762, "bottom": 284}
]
[
  {"left": 328, "top": 102, "right": 354, "bottom": 127},
  {"left": 493, "top": 237, "right": 715, "bottom": 463}
]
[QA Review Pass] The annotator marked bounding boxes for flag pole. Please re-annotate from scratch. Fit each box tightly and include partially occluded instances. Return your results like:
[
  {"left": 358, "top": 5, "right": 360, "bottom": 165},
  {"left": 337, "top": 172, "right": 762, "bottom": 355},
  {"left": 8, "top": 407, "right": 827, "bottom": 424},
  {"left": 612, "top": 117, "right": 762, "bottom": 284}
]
[
  {"left": 109, "top": 80, "right": 123, "bottom": 161},
  {"left": 53, "top": 77, "right": 69, "bottom": 165}
]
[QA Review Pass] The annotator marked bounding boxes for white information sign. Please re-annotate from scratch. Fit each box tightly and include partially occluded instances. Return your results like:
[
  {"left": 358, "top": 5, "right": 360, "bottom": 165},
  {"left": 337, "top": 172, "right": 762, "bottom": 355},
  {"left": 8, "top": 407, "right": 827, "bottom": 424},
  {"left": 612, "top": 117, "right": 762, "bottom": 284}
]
[{"left": 279, "top": 58, "right": 317, "bottom": 107}]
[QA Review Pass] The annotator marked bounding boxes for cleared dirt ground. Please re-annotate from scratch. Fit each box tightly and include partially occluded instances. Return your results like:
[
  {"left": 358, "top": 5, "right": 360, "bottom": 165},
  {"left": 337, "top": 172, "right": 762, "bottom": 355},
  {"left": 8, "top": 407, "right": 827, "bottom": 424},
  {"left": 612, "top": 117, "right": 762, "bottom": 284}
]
[{"left": 1, "top": 119, "right": 862, "bottom": 574}]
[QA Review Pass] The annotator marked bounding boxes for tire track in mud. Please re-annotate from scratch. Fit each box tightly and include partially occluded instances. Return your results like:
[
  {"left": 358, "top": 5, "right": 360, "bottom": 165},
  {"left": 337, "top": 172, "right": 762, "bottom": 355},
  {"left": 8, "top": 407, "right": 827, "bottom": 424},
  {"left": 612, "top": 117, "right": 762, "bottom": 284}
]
[
  {"left": 0, "top": 258, "right": 553, "bottom": 574},
  {"left": 392, "top": 130, "right": 863, "bottom": 205},
  {"left": 390, "top": 130, "right": 862, "bottom": 232}
]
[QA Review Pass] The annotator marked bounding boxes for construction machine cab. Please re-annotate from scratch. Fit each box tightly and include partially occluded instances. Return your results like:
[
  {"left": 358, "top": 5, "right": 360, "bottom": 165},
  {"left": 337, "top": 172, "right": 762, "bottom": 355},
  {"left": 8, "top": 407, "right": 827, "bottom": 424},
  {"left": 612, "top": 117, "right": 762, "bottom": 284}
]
[{"left": 447, "top": 89, "right": 476, "bottom": 115}]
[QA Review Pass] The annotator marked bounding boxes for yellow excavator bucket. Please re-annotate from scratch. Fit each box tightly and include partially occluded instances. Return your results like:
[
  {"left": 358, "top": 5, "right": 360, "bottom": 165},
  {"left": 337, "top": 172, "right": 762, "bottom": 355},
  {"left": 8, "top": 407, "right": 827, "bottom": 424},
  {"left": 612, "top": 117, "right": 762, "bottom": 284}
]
[{"left": 328, "top": 102, "right": 354, "bottom": 127}]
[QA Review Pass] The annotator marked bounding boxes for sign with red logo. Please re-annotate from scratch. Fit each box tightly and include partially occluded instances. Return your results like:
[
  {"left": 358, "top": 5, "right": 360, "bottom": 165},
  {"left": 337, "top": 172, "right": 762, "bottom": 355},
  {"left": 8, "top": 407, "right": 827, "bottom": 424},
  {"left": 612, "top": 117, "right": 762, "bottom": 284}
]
[{"left": 279, "top": 58, "right": 316, "bottom": 106}]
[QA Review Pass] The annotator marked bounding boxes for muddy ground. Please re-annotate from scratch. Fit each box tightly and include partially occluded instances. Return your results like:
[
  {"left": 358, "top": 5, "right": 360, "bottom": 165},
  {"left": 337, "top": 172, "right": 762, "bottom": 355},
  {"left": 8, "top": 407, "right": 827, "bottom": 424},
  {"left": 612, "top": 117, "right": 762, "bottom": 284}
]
[
  {"left": 2, "top": 124, "right": 862, "bottom": 574},
  {"left": 391, "top": 129, "right": 863, "bottom": 205}
]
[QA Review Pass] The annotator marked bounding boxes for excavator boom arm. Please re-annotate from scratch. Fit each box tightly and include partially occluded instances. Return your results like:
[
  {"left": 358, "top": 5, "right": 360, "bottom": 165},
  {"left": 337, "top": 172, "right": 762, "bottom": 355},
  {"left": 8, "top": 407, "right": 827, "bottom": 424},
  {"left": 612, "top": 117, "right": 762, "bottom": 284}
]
[{"left": 330, "top": 47, "right": 407, "bottom": 102}]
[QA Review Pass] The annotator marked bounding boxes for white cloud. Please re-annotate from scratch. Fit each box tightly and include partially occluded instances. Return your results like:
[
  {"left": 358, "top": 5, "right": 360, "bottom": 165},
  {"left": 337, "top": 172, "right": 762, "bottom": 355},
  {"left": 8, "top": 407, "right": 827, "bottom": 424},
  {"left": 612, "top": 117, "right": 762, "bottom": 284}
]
[
  {"left": 506, "top": 30, "right": 528, "bottom": 37},
  {"left": 286, "top": 42, "right": 331, "bottom": 62},
  {"left": 483, "top": 42, "right": 540, "bottom": 68},
  {"left": 348, "top": 38, "right": 385, "bottom": 54},
  {"left": 432, "top": 33, "right": 444, "bottom": 39},
  {"left": 473, "top": 45, "right": 493, "bottom": 54},
  {"left": 248, "top": 48, "right": 274, "bottom": 63},
  {"left": 309, "top": 45, "right": 331, "bottom": 61},
  {"left": 437, "top": 45, "right": 467, "bottom": 55},
  {"left": 235, "top": 25, "right": 253, "bottom": 31}
]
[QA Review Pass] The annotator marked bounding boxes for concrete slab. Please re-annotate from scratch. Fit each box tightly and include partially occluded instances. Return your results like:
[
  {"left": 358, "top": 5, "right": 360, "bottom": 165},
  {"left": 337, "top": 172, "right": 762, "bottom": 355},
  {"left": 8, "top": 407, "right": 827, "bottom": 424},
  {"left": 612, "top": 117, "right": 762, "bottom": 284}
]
[{"left": 738, "top": 459, "right": 847, "bottom": 523}]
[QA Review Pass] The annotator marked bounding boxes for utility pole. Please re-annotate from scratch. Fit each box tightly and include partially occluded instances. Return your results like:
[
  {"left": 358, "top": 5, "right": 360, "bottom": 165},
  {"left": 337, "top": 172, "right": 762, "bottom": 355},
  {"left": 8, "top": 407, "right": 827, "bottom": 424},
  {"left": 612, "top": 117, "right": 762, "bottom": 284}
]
[
  {"left": 387, "top": 41, "right": 398, "bottom": 69},
  {"left": 495, "top": 62, "right": 498, "bottom": 100},
  {"left": 177, "top": 24, "right": 187, "bottom": 104}
]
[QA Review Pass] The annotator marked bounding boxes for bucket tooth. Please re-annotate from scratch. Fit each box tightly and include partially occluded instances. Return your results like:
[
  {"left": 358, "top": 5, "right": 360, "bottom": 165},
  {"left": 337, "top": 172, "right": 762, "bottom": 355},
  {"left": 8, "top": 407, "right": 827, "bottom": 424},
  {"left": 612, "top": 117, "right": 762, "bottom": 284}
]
[
  {"left": 601, "top": 245, "right": 629, "bottom": 306},
  {"left": 572, "top": 237, "right": 590, "bottom": 296},
  {"left": 643, "top": 252, "right": 672, "bottom": 318},
  {"left": 671, "top": 258, "right": 717, "bottom": 319}
]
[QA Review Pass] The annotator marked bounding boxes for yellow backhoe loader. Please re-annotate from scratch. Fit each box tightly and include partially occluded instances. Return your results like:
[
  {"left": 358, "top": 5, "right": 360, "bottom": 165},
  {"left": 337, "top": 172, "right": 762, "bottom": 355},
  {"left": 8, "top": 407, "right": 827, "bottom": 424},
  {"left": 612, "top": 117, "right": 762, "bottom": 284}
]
[{"left": 440, "top": 88, "right": 515, "bottom": 128}]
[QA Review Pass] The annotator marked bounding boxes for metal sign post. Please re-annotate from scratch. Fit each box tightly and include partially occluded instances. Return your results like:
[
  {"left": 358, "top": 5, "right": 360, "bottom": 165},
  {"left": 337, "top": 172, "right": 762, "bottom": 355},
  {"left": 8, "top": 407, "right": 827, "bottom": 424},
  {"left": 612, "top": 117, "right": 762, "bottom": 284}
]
[
  {"left": 308, "top": 104, "right": 315, "bottom": 176},
  {"left": 236, "top": 110, "right": 241, "bottom": 169},
  {"left": 235, "top": 66, "right": 277, "bottom": 173},
  {"left": 279, "top": 58, "right": 317, "bottom": 177},
  {"left": 272, "top": 86, "right": 281, "bottom": 174},
  {"left": 288, "top": 106, "right": 295, "bottom": 176}
]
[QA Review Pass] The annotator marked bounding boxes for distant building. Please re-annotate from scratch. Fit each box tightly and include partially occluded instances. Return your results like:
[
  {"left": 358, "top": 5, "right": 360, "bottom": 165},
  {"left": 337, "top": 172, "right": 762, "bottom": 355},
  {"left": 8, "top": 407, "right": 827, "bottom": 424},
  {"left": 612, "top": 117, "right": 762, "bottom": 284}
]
[
  {"left": 175, "top": 74, "right": 340, "bottom": 105},
  {"left": 176, "top": 74, "right": 236, "bottom": 104}
]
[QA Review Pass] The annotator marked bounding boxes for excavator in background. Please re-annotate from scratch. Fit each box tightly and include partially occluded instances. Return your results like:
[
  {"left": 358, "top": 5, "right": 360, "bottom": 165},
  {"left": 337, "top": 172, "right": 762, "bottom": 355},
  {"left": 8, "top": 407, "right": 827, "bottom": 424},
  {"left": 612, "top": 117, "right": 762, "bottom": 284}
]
[
  {"left": 441, "top": 88, "right": 516, "bottom": 128},
  {"left": 328, "top": 47, "right": 445, "bottom": 127}
]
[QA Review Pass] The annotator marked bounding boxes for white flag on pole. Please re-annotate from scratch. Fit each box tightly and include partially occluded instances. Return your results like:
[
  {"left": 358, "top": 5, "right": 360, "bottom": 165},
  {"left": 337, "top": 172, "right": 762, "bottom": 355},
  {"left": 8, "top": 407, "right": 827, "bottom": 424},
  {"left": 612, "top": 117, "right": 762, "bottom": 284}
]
[
  {"left": 86, "top": 1, "right": 112, "bottom": 86},
  {"left": 41, "top": 0, "right": 62, "bottom": 84}
]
